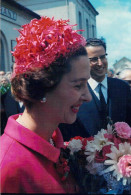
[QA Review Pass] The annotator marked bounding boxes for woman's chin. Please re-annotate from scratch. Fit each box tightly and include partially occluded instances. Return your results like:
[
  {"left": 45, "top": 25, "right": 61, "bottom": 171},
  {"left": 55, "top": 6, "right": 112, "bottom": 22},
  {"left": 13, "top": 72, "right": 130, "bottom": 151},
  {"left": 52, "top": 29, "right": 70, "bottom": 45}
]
[{"left": 65, "top": 116, "right": 77, "bottom": 125}]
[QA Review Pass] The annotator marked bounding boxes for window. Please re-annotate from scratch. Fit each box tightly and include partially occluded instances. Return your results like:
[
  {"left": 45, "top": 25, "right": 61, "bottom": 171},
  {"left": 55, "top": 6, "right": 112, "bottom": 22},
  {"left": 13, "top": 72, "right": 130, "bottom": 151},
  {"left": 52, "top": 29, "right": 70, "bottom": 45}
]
[
  {"left": 92, "top": 25, "right": 95, "bottom": 38},
  {"left": 79, "top": 11, "right": 82, "bottom": 34},
  {"left": 86, "top": 19, "right": 89, "bottom": 39},
  {"left": 0, "top": 38, "right": 5, "bottom": 71},
  {"left": 0, "top": 31, "right": 9, "bottom": 71},
  {"left": 11, "top": 40, "right": 17, "bottom": 62}
]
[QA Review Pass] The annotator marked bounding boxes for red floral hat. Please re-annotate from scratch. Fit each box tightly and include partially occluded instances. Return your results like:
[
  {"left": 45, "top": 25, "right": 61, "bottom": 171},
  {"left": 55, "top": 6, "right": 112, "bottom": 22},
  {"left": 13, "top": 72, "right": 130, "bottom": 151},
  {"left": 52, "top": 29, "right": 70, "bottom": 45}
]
[{"left": 12, "top": 16, "right": 86, "bottom": 75}]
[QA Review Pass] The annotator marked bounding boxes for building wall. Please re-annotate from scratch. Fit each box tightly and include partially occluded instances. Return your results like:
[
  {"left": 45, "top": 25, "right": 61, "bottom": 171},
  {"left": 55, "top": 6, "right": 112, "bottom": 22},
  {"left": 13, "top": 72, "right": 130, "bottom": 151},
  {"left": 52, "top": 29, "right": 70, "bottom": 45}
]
[
  {"left": 15, "top": 0, "right": 69, "bottom": 20},
  {"left": 75, "top": 0, "right": 97, "bottom": 38},
  {"left": 16, "top": 0, "right": 98, "bottom": 39},
  {"left": 0, "top": 1, "right": 40, "bottom": 72},
  {"left": 1, "top": 0, "right": 98, "bottom": 72}
]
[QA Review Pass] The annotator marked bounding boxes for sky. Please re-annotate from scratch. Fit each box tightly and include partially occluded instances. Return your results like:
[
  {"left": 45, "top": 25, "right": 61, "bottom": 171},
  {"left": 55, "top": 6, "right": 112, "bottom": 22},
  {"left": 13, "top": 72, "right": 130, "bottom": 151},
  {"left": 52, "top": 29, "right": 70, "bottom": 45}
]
[{"left": 89, "top": 0, "right": 131, "bottom": 69}]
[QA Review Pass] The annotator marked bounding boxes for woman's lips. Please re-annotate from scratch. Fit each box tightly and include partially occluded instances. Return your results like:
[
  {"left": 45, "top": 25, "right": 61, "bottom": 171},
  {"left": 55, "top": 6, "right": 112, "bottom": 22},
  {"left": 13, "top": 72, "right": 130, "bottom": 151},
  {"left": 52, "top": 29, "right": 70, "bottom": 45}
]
[{"left": 71, "top": 104, "right": 81, "bottom": 113}]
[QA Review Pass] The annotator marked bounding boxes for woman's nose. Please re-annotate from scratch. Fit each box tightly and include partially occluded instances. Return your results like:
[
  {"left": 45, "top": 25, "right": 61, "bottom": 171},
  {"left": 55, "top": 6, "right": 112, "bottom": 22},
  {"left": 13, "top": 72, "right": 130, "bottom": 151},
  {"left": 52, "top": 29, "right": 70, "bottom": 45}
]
[{"left": 81, "top": 87, "right": 92, "bottom": 102}]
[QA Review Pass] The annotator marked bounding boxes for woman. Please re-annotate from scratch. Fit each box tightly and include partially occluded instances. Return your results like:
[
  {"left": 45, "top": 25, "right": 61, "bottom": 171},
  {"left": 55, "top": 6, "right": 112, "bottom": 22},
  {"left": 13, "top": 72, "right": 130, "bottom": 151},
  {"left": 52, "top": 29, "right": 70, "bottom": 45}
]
[{"left": 0, "top": 16, "right": 91, "bottom": 193}]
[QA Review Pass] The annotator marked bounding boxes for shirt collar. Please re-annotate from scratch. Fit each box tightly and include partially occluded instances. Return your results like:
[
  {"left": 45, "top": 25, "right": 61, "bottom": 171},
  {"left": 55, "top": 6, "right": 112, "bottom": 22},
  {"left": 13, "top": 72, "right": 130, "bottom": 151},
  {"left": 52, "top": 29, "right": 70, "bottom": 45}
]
[
  {"left": 101, "top": 75, "right": 107, "bottom": 89},
  {"left": 88, "top": 77, "right": 98, "bottom": 90},
  {"left": 4, "top": 114, "right": 63, "bottom": 163},
  {"left": 88, "top": 75, "right": 107, "bottom": 90}
]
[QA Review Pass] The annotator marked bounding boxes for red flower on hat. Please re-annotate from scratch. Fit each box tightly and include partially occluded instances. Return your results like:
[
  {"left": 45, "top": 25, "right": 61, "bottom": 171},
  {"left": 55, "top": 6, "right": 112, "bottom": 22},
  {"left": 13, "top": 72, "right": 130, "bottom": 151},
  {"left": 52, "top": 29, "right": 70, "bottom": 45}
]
[{"left": 12, "top": 17, "right": 86, "bottom": 75}]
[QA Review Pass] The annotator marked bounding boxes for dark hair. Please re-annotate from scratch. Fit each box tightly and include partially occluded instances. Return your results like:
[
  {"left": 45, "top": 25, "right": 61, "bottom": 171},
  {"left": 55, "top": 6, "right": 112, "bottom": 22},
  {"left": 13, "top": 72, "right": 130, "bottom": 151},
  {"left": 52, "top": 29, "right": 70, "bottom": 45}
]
[
  {"left": 11, "top": 46, "right": 87, "bottom": 108},
  {"left": 86, "top": 38, "right": 106, "bottom": 51}
]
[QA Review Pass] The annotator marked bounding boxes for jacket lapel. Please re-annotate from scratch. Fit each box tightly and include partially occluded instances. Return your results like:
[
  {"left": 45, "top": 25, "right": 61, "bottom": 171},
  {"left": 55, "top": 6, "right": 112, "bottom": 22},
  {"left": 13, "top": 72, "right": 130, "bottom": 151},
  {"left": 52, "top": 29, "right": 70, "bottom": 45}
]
[
  {"left": 88, "top": 83, "right": 101, "bottom": 111},
  {"left": 107, "top": 78, "right": 113, "bottom": 118}
]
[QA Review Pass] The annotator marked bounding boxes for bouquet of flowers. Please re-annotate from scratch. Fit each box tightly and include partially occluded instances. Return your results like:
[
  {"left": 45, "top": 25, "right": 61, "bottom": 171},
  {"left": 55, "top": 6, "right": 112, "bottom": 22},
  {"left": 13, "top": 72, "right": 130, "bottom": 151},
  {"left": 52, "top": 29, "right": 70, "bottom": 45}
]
[{"left": 64, "top": 120, "right": 131, "bottom": 194}]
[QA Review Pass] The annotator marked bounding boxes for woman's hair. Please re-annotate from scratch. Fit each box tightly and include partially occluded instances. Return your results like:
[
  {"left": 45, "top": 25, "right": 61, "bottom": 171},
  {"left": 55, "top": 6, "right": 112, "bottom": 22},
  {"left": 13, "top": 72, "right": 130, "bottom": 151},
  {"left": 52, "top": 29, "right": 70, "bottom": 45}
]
[{"left": 11, "top": 46, "right": 87, "bottom": 108}]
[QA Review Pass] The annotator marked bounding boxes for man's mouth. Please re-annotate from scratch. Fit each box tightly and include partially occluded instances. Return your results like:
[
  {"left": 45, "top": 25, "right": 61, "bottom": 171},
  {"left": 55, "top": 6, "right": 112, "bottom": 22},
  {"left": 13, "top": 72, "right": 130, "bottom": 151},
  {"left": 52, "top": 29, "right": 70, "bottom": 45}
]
[{"left": 95, "top": 67, "right": 104, "bottom": 71}]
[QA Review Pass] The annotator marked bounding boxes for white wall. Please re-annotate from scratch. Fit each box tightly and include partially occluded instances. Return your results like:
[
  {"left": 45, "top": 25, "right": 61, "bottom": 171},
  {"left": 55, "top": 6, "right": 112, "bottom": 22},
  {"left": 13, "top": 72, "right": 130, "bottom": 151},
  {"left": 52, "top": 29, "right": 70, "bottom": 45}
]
[
  {"left": 16, "top": 0, "right": 68, "bottom": 20},
  {"left": 16, "top": 0, "right": 97, "bottom": 38}
]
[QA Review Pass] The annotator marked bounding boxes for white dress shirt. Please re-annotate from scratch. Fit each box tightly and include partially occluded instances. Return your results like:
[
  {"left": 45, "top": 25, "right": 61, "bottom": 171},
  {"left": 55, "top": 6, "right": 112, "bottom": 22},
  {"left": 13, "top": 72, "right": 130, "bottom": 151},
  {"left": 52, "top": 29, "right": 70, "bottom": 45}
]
[{"left": 88, "top": 75, "right": 108, "bottom": 103}]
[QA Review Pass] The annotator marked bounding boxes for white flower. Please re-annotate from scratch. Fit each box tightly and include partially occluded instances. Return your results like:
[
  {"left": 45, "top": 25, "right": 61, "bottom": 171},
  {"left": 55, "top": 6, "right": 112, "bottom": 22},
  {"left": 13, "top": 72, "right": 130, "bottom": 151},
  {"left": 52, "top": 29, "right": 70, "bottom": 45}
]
[
  {"left": 85, "top": 129, "right": 113, "bottom": 163},
  {"left": 102, "top": 142, "right": 131, "bottom": 185},
  {"left": 67, "top": 139, "right": 82, "bottom": 155},
  {"left": 107, "top": 123, "right": 113, "bottom": 134},
  {"left": 93, "top": 129, "right": 113, "bottom": 151},
  {"left": 85, "top": 141, "right": 96, "bottom": 163}
]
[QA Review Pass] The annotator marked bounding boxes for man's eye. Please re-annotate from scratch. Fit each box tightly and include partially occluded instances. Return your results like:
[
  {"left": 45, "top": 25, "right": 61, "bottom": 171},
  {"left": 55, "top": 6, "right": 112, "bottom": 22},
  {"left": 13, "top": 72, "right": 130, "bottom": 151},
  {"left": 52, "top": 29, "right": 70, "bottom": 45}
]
[
  {"left": 91, "top": 57, "right": 97, "bottom": 62},
  {"left": 100, "top": 55, "right": 105, "bottom": 59}
]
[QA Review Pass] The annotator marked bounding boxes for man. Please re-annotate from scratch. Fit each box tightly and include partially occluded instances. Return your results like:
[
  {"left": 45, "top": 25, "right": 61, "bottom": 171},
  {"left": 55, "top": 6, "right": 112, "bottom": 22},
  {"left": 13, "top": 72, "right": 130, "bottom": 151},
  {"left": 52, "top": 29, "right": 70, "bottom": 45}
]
[
  {"left": 1, "top": 89, "right": 25, "bottom": 135},
  {"left": 1, "top": 75, "right": 24, "bottom": 135},
  {"left": 59, "top": 38, "right": 131, "bottom": 140},
  {"left": 0, "top": 71, "right": 5, "bottom": 76},
  {"left": 118, "top": 68, "right": 131, "bottom": 90}
]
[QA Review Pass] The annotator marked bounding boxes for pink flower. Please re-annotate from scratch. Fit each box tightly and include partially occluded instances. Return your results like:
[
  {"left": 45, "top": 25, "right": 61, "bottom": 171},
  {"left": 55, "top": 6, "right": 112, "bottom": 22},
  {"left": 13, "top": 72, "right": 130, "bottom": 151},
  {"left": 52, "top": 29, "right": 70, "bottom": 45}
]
[
  {"left": 118, "top": 155, "right": 131, "bottom": 177},
  {"left": 113, "top": 136, "right": 122, "bottom": 148},
  {"left": 64, "top": 142, "right": 69, "bottom": 147},
  {"left": 70, "top": 136, "right": 83, "bottom": 141},
  {"left": 114, "top": 122, "right": 131, "bottom": 139},
  {"left": 81, "top": 137, "right": 94, "bottom": 150},
  {"left": 95, "top": 145, "right": 111, "bottom": 163}
]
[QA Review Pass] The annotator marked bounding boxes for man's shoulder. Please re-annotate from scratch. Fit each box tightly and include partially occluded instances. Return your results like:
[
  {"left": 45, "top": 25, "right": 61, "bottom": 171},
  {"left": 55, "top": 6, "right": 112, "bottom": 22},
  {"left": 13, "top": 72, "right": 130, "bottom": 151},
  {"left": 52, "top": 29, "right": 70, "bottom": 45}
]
[{"left": 108, "top": 77, "right": 130, "bottom": 88}]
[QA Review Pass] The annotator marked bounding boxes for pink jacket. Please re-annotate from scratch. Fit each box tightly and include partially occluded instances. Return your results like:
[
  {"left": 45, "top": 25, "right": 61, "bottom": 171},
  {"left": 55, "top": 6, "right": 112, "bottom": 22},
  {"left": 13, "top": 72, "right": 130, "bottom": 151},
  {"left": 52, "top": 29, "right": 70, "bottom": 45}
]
[{"left": 0, "top": 114, "right": 78, "bottom": 193}]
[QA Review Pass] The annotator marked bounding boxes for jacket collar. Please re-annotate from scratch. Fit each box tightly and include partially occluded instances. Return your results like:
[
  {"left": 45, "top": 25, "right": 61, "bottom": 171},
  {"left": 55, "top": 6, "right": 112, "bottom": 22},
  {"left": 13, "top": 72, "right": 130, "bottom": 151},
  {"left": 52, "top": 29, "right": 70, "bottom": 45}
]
[
  {"left": 4, "top": 114, "right": 64, "bottom": 163},
  {"left": 88, "top": 75, "right": 108, "bottom": 91}
]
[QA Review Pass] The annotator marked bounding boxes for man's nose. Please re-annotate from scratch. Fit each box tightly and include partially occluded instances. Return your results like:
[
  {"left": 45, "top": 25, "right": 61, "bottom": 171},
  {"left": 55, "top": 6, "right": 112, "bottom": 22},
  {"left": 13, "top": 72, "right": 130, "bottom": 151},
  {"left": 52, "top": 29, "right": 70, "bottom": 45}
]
[{"left": 97, "top": 58, "right": 103, "bottom": 66}]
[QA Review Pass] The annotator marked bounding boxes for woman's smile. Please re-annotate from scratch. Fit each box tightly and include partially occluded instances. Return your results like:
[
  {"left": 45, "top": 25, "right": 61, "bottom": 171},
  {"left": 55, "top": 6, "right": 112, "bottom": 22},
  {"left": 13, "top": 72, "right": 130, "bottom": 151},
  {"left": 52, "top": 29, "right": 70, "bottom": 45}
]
[{"left": 71, "top": 104, "right": 82, "bottom": 114}]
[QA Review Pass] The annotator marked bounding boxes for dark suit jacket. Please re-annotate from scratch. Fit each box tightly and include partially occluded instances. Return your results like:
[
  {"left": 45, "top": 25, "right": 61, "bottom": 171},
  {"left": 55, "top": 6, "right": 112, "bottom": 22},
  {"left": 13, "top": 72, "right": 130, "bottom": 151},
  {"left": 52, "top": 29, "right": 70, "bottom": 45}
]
[
  {"left": 3, "top": 89, "right": 24, "bottom": 117},
  {"left": 1, "top": 90, "right": 24, "bottom": 134},
  {"left": 59, "top": 77, "right": 131, "bottom": 141}
]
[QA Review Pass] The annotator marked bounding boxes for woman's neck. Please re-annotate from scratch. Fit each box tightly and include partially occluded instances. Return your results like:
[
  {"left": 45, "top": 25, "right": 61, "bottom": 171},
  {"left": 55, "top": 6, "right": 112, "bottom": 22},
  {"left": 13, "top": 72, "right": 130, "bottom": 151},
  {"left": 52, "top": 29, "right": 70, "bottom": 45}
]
[{"left": 19, "top": 108, "right": 58, "bottom": 142}]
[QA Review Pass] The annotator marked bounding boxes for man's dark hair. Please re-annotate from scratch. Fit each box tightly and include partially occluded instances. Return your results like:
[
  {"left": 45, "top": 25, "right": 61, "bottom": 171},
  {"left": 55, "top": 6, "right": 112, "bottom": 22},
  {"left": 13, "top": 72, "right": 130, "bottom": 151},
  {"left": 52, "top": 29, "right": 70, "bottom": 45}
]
[{"left": 86, "top": 38, "right": 106, "bottom": 51}]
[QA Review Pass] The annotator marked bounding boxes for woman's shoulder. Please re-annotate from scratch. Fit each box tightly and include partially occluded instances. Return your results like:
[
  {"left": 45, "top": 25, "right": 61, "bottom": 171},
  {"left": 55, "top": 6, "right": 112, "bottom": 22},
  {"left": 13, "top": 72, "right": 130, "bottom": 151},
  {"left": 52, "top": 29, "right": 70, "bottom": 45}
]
[{"left": 0, "top": 133, "right": 28, "bottom": 167}]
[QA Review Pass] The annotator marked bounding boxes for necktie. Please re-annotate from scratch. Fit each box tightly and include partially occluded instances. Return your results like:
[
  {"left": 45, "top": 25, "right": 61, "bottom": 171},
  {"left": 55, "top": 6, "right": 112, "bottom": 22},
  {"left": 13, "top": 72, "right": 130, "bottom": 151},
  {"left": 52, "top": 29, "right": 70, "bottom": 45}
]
[{"left": 98, "top": 83, "right": 107, "bottom": 128}]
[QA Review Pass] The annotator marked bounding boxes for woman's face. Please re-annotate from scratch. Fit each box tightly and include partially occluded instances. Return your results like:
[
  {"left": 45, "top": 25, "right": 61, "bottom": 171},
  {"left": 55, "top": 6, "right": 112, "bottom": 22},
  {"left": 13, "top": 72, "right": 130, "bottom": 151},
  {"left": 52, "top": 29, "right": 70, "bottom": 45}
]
[{"left": 45, "top": 55, "right": 92, "bottom": 124}]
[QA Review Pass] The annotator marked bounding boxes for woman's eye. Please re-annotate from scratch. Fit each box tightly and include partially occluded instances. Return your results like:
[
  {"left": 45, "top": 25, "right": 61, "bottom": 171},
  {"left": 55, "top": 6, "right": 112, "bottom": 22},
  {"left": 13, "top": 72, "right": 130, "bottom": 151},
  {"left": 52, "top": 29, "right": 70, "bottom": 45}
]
[
  {"left": 75, "top": 83, "right": 85, "bottom": 89},
  {"left": 75, "top": 85, "right": 81, "bottom": 89}
]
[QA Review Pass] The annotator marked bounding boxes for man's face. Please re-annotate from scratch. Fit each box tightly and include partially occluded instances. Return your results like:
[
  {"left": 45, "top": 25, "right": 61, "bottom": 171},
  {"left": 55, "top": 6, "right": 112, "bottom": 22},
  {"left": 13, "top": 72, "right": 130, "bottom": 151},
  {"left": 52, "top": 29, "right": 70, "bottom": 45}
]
[
  {"left": 86, "top": 45, "right": 108, "bottom": 82},
  {"left": 1, "top": 78, "right": 9, "bottom": 86}
]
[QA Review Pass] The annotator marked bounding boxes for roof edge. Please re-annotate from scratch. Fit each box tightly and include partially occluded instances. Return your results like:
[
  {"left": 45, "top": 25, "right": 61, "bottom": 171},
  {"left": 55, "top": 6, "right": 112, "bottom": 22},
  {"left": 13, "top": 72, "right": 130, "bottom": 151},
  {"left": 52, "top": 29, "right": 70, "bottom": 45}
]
[
  {"left": 2, "top": 0, "right": 41, "bottom": 19},
  {"left": 86, "top": 0, "right": 99, "bottom": 15}
]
